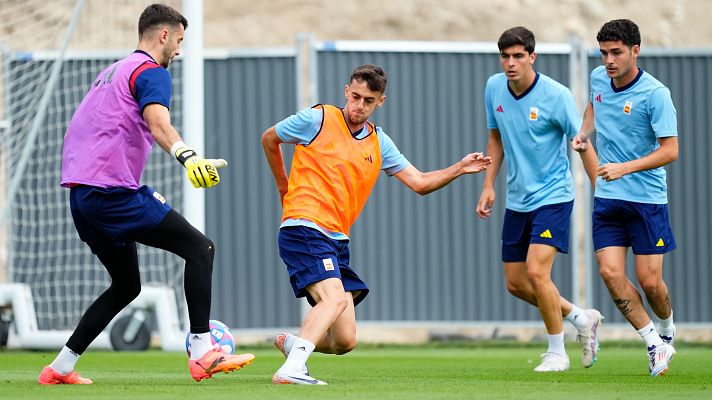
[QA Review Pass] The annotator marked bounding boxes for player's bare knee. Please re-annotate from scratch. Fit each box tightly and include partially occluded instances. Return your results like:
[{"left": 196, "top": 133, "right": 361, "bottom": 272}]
[
  {"left": 333, "top": 335, "right": 357, "bottom": 355},
  {"left": 316, "top": 285, "right": 348, "bottom": 314},
  {"left": 526, "top": 268, "right": 549, "bottom": 289},
  {"left": 639, "top": 277, "right": 662, "bottom": 295},
  {"left": 330, "top": 296, "right": 348, "bottom": 315},
  {"left": 506, "top": 280, "right": 529, "bottom": 300},
  {"left": 598, "top": 265, "right": 621, "bottom": 285}
]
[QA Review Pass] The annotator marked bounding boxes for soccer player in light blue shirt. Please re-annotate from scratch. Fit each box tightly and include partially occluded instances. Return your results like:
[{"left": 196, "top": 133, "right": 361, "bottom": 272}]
[
  {"left": 572, "top": 19, "right": 678, "bottom": 376},
  {"left": 476, "top": 26, "right": 600, "bottom": 372}
]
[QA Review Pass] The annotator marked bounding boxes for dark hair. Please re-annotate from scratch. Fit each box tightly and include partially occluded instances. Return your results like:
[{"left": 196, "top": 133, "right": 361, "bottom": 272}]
[
  {"left": 596, "top": 19, "right": 641, "bottom": 47},
  {"left": 349, "top": 64, "right": 388, "bottom": 94},
  {"left": 138, "top": 4, "right": 188, "bottom": 39},
  {"left": 497, "top": 26, "right": 535, "bottom": 54}
]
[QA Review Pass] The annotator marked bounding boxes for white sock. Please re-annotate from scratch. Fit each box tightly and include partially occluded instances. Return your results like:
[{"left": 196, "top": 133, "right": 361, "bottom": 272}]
[
  {"left": 49, "top": 346, "right": 80, "bottom": 375},
  {"left": 189, "top": 332, "right": 213, "bottom": 360},
  {"left": 563, "top": 305, "right": 588, "bottom": 331},
  {"left": 283, "top": 333, "right": 297, "bottom": 355},
  {"left": 546, "top": 332, "right": 566, "bottom": 357},
  {"left": 637, "top": 321, "right": 664, "bottom": 348},
  {"left": 279, "top": 337, "right": 315, "bottom": 374},
  {"left": 657, "top": 311, "right": 675, "bottom": 335}
]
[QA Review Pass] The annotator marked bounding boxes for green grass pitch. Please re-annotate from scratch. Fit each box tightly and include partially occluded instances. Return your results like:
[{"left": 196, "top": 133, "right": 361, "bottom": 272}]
[{"left": 2, "top": 343, "right": 711, "bottom": 399}]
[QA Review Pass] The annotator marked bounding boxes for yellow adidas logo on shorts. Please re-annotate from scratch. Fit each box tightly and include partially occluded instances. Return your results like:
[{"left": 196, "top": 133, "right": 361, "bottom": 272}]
[
  {"left": 539, "top": 229, "right": 552, "bottom": 239},
  {"left": 656, "top": 238, "right": 665, "bottom": 247}
]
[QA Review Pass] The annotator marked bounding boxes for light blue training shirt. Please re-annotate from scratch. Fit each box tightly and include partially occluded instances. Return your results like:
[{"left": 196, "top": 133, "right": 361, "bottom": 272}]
[
  {"left": 589, "top": 66, "right": 678, "bottom": 204},
  {"left": 275, "top": 106, "right": 410, "bottom": 240},
  {"left": 485, "top": 72, "right": 581, "bottom": 212}
]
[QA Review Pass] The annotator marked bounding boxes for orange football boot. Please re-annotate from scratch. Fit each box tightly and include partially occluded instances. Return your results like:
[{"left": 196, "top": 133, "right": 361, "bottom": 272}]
[
  {"left": 38, "top": 366, "right": 93, "bottom": 385},
  {"left": 189, "top": 347, "right": 255, "bottom": 382}
]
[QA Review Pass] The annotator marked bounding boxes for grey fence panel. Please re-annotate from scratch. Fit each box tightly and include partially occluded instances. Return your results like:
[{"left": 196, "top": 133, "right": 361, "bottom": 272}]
[
  {"left": 315, "top": 48, "right": 574, "bottom": 321},
  {"left": 586, "top": 52, "right": 712, "bottom": 323},
  {"left": 11, "top": 47, "right": 709, "bottom": 334},
  {"left": 204, "top": 55, "right": 301, "bottom": 328}
]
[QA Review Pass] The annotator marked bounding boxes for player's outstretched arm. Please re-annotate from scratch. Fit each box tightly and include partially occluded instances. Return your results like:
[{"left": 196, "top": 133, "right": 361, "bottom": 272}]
[
  {"left": 394, "top": 152, "right": 492, "bottom": 196},
  {"left": 261, "top": 126, "right": 289, "bottom": 204},
  {"left": 143, "top": 104, "right": 227, "bottom": 188}
]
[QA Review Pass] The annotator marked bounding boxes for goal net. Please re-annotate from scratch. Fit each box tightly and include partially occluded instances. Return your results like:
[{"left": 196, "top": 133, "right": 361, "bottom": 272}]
[{"left": 0, "top": 0, "right": 186, "bottom": 335}]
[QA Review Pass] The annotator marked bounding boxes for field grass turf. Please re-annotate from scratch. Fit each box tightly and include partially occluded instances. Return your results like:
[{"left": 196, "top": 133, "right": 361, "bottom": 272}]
[{"left": 1, "top": 343, "right": 711, "bottom": 399}]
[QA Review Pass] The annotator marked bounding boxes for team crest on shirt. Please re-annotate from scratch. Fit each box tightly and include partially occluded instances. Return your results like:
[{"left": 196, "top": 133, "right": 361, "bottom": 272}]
[
  {"left": 529, "top": 107, "right": 539, "bottom": 121},
  {"left": 153, "top": 191, "right": 166, "bottom": 204},
  {"left": 322, "top": 258, "right": 335, "bottom": 271},
  {"left": 623, "top": 100, "right": 633, "bottom": 114}
]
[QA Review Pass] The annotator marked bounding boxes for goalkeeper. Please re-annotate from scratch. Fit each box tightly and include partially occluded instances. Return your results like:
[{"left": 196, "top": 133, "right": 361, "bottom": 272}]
[{"left": 38, "top": 4, "right": 253, "bottom": 385}]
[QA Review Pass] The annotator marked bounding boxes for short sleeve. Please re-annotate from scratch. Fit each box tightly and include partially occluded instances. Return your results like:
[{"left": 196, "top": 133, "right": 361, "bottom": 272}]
[
  {"left": 377, "top": 127, "right": 410, "bottom": 175},
  {"left": 556, "top": 90, "right": 582, "bottom": 139},
  {"left": 484, "top": 79, "right": 497, "bottom": 129},
  {"left": 275, "top": 107, "right": 323, "bottom": 145},
  {"left": 649, "top": 87, "right": 678, "bottom": 138},
  {"left": 588, "top": 68, "right": 597, "bottom": 103},
  {"left": 132, "top": 65, "right": 172, "bottom": 111}
]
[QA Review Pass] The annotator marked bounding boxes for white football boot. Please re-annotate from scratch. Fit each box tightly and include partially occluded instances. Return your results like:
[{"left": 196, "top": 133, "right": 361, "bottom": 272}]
[
  {"left": 272, "top": 370, "right": 327, "bottom": 385},
  {"left": 577, "top": 309, "right": 604, "bottom": 368},
  {"left": 648, "top": 343, "right": 676, "bottom": 377},
  {"left": 534, "top": 352, "right": 570, "bottom": 372}
]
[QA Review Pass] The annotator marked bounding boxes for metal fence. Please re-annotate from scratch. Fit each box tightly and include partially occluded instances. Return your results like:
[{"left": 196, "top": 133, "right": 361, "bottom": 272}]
[
  {"left": 5, "top": 42, "right": 711, "bottom": 333},
  {"left": 203, "top": 49, "right": 301, "bottom": 328}
]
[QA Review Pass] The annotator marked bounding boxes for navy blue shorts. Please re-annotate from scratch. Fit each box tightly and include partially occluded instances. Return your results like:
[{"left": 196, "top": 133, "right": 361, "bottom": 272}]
[
  {"left": 69, "top": 185, "right": 171, "bottom": 253},
  {"left": 501, "top": 201, "right": 574, "bottom": 262},
  {"left": 592, "top": 197, "right": 676, "bottom": 254},
  {"left": 278, "top": 226, "right": 369, "bottom": 306}
]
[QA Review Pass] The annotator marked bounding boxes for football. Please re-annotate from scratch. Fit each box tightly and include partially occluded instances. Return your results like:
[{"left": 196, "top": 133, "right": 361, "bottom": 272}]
[{"left": 185, "top": 319, "right": 235, "bottom": 355}]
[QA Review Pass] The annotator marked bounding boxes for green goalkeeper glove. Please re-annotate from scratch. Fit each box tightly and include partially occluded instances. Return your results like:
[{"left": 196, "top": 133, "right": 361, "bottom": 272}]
[{"left": 173, "top": 144, "right": 228, "bottom": 188}]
